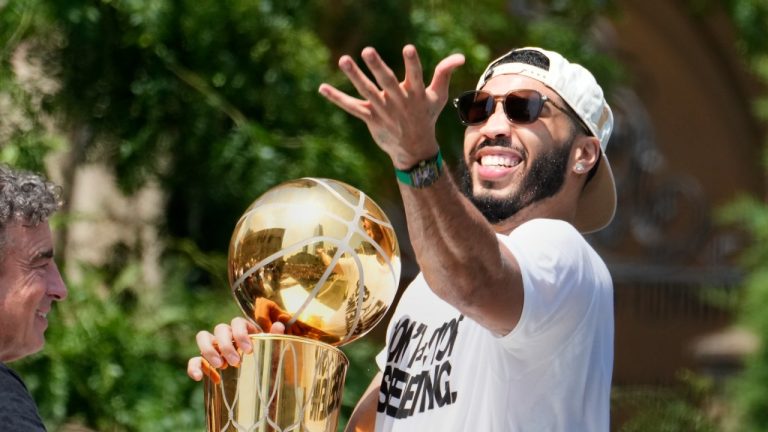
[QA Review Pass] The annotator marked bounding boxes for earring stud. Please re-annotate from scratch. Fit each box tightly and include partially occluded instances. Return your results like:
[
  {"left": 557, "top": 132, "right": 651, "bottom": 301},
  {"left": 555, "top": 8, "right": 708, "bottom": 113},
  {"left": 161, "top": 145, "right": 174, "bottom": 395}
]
[{"left": 575, "top": 163, "right": 585, "bottom": 173}]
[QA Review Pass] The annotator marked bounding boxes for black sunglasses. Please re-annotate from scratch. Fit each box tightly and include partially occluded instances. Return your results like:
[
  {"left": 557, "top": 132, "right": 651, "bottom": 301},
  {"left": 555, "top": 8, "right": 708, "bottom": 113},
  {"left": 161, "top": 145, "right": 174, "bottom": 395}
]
[{"left": 453, "top": 89, "right": 583, "bottom": 129}]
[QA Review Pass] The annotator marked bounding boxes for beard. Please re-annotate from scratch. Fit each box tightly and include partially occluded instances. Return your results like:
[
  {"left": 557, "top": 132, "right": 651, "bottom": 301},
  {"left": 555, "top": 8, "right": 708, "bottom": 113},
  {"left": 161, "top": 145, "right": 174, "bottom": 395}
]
[{"left": 458, "top": 136, "right": 574, "bottom": 224}]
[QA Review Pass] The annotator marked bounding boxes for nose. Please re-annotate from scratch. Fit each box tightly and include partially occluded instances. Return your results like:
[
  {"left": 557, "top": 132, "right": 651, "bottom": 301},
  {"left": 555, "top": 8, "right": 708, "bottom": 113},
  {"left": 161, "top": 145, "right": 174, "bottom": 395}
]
[
  {"left": 478, "top": 100, "right": 512, "bottom": 138},
  {"left": 48, "top": 263, "right": 68, "bottom": 301}
]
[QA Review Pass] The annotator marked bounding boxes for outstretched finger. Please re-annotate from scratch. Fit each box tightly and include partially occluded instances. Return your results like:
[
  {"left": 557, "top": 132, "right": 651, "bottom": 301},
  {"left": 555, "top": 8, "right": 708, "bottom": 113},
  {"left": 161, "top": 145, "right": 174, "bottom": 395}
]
[
  {"left": 402, "top": 44, "right": 425, "bottom": 93},
  {"left": 318, "top": 83, "right": 372, "bottom": 121},
  {"left": 361, "top": 47, "right": 404, "bottom": 96},
  {"left": 338, "top": 55, "right": 384, "bottom": 106}
]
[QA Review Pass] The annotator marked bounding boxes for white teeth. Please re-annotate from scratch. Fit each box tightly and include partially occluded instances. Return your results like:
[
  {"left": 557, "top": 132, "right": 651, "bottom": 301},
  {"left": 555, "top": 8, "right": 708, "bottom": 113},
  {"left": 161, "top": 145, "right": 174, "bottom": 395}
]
[{"left": 480, "top": 155, "right": 518, "bottom": 167}]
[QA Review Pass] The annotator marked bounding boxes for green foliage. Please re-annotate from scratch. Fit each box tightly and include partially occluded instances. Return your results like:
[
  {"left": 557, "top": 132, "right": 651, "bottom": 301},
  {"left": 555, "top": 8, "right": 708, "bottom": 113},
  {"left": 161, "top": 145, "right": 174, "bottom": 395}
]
[
  {"left": 718, "top": 196, "right": 768, "bottom": 431},
  {"left": 704, "top": 1, "right": 768, "bottom": 430},
  {"left": 613, "top": 371, "right": 718, "bottom": 432},
  {"left": 0, "top": 0, "right": 64, "bottom": 172},
  {"left": 719, "top": 197, "right": 768, "bottom": 271},
  {"left": 687, "top": 1, "right": 768, "bottom": 141},
  {"left": 1, "top": 0, "right": 375, "bottom": 252},
  {"left": 614, "top": 388, "right": 718, "bottom": 432}
]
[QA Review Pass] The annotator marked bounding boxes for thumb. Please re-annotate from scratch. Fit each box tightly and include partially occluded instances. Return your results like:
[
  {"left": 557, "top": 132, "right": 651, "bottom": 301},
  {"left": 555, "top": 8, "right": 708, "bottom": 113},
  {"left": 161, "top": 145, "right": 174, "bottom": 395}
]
[{"left": 427, "top": 53, "right": 466, "bottom": 98}]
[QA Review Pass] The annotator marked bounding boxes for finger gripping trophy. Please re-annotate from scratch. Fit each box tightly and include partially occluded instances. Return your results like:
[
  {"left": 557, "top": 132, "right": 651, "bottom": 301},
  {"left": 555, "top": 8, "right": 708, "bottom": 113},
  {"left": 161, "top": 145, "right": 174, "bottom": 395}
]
[{"left": 205, "top": 178, "right": 401, "bottom": 432}]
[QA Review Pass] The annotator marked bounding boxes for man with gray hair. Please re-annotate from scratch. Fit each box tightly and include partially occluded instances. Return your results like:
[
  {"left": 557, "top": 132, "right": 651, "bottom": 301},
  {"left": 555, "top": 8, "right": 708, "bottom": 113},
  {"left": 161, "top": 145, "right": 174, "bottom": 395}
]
[{"left": 0, "top": 164, "right": 67, "bottom": 431}]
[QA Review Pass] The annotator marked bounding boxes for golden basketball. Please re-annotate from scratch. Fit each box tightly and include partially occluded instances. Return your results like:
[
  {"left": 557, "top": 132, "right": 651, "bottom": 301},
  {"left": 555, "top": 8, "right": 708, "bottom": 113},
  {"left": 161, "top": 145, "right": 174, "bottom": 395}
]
[{"left": 227, "top": 177, "right": 401, "bottom": 347}]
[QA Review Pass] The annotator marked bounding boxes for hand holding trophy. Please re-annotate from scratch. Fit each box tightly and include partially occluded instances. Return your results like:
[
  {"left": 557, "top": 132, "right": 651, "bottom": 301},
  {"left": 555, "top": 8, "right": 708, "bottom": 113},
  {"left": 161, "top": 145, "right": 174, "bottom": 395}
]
[{"left": 205, "top": 177, "right": 401, "bottom": 432}]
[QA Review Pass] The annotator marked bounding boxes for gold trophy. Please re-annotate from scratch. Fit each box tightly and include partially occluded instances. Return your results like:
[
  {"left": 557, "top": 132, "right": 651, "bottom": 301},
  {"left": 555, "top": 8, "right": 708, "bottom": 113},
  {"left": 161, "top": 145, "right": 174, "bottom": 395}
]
[{"left": 205, "top": 178, "right": 401, "bottom": 432}]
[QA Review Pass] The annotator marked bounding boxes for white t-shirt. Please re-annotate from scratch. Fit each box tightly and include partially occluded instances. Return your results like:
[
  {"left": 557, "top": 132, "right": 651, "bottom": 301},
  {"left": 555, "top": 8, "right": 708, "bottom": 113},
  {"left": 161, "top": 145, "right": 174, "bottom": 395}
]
[{"left": 374, "top": 219, "right": 614, "bottom": 432}]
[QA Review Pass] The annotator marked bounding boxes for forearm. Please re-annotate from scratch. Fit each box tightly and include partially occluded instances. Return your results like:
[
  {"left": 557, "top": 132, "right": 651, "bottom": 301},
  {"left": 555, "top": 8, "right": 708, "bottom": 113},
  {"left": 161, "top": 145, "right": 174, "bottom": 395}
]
[
  {"left": 398, "top": 169, "right": 523, "bottom": 334},
  {"left": 345, "top": 372, "right": 382, "bottom": 432}
]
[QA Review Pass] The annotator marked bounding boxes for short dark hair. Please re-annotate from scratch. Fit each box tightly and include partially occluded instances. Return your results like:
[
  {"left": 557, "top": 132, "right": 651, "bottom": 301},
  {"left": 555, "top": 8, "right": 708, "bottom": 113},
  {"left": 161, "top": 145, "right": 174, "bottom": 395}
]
[
  {"left": 0, "top": 165, "right": 62, "bottom": 250},
  {"left": 489, "top": 49, "right": 551, "bottom": 72}
]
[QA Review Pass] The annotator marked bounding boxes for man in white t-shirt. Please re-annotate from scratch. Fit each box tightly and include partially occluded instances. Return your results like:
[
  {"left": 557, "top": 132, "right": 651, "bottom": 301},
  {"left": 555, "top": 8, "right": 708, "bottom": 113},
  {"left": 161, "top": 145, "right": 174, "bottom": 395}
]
[{"left": 189, "top": 45, "right": 616, "bottom": 431}]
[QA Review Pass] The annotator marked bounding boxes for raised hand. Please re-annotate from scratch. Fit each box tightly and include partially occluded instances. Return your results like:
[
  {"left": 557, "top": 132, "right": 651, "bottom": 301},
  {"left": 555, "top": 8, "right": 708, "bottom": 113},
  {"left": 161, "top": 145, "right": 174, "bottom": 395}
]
[{"left": 318, "top": 44, "right": 464, "bottom": 170}]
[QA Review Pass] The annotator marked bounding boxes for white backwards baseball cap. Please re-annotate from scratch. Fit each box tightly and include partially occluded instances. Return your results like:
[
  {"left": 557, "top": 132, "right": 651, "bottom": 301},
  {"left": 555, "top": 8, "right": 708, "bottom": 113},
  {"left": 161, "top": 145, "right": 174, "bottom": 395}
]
[{"left": 476, "top": 47, "right": 616, "bottom": 233}]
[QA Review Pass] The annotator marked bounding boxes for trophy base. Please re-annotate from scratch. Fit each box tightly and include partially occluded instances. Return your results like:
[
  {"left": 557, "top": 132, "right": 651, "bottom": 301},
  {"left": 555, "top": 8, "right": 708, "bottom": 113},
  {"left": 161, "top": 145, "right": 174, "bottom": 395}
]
[{"left": 205, "top": 334, "right": 349, "bottom": 432}]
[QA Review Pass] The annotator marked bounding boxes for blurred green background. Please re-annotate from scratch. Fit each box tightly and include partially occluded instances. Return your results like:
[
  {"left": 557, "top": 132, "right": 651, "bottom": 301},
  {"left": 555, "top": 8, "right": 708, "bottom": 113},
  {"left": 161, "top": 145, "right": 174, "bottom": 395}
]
[{"left": 2, "top": 0, "right": 768, "bottom": 431}]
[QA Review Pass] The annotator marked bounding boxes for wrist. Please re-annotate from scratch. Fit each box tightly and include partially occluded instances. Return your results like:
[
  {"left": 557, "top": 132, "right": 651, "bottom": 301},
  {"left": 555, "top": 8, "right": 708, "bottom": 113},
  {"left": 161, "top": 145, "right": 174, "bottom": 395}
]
[{"left": 395, "top": 149, "right": 444, "bottom": 188}]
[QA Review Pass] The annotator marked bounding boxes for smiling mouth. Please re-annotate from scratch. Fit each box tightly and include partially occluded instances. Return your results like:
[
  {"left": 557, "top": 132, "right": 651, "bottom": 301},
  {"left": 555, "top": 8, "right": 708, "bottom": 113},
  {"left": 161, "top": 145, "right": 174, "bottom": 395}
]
[
  {"left": 479, "top": 154, "right": 521, "bottom": 168},
  {"left": 473, "top": 148, "right": 524, "bottom": 180}
]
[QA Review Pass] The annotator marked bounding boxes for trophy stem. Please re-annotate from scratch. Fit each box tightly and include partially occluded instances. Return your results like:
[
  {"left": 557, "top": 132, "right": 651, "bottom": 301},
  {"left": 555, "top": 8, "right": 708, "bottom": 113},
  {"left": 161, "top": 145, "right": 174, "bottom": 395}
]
[{"left": 205, "top": 334, "right": 349, "bottom": 432}]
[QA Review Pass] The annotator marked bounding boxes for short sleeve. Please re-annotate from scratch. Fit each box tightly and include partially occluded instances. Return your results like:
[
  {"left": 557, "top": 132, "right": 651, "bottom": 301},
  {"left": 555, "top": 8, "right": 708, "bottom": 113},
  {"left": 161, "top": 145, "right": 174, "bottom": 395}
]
[{"left": 497, "top": 219, "right": 607, "bottom": 362}]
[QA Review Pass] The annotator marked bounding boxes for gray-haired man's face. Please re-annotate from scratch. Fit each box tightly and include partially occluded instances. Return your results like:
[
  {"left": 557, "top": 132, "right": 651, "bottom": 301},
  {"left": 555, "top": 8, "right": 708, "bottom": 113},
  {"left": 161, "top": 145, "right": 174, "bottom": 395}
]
[{"left": 0, "top": 221, "right": 67, "bottom": 362}]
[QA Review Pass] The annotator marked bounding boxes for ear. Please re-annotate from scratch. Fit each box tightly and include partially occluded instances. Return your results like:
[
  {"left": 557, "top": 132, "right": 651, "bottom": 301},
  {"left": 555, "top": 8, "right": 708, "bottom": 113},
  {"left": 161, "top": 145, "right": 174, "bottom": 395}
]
[{"left": 571, "top": 136, "right": 601, "bottom": 175}]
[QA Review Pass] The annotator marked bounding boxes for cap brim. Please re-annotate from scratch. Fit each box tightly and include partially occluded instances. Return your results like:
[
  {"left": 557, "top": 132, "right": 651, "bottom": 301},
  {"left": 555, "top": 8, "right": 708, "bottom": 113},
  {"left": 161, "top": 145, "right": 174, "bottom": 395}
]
[{"left": 574, "top": 152, "right": 616, "bottom": 234}]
